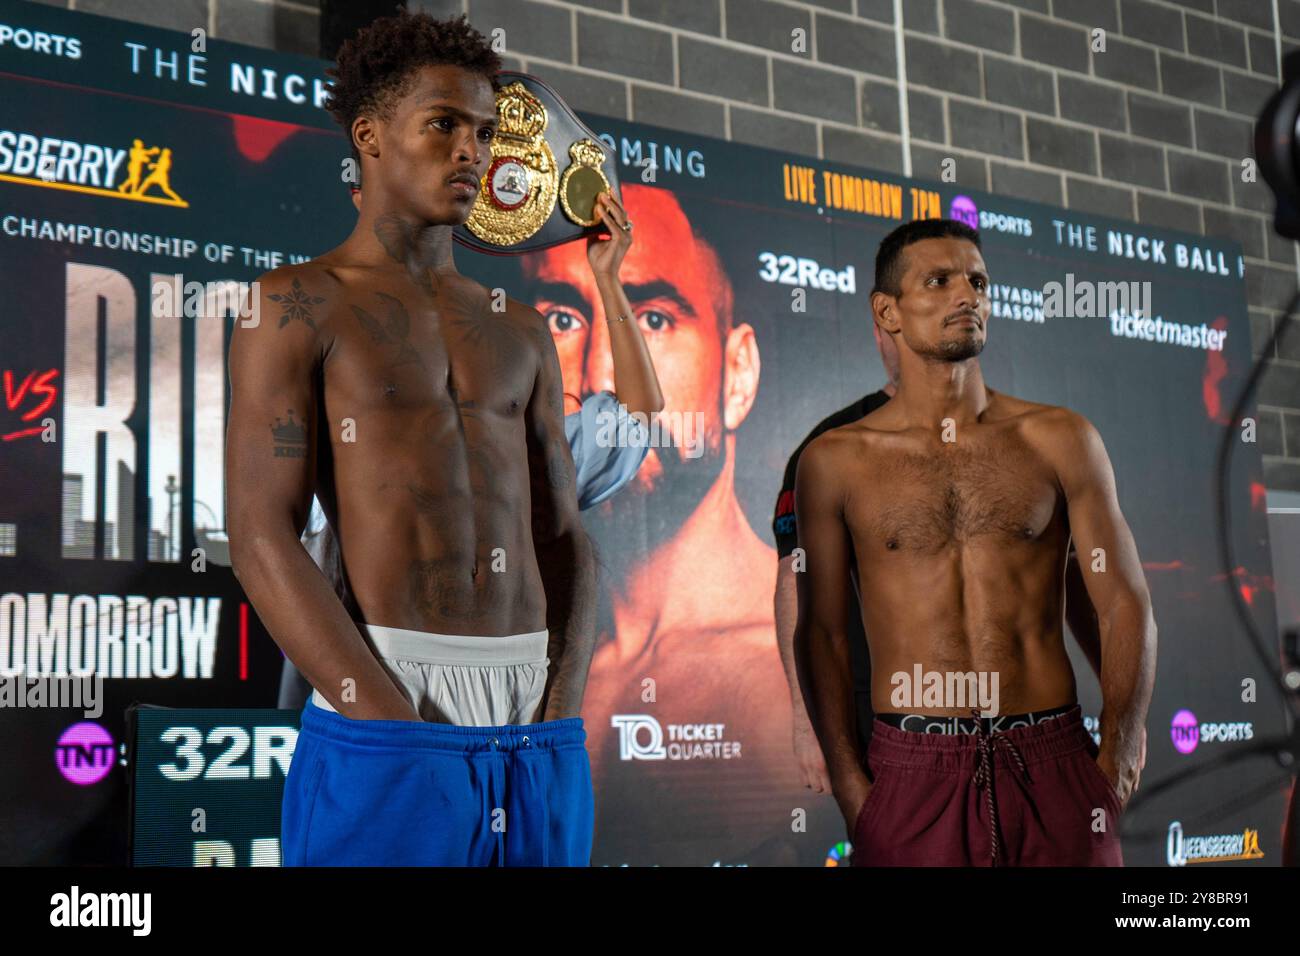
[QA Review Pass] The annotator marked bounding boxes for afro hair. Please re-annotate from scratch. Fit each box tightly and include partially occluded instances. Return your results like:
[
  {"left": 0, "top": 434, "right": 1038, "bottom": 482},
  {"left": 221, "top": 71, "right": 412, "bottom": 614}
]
[{"left": 325, "top": 10, "right": 502, "bottom": 160}]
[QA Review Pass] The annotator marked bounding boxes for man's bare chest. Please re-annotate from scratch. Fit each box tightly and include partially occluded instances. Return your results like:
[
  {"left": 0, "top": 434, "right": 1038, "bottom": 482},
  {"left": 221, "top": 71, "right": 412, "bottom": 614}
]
[
  {"left": 848, "top": 436, "right": 1065, "bottom": 554},
  {"left": 320, "top": 283, "right": 540, "bottom": 419}
]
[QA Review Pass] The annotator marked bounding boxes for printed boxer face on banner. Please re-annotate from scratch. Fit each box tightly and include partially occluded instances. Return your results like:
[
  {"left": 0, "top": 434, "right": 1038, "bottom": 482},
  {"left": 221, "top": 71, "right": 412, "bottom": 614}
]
[
  {"left": 523, "top": 185, "right": 758, "bottom": 484},
  {"left": 879, "top": 236, "right": 991, "bottom": 364},
  {"left": 521, "top": 185, "right": 760, "bottom": 563},
  {"left": 355, "top": 64, "right": 497, "bottom": 227}
]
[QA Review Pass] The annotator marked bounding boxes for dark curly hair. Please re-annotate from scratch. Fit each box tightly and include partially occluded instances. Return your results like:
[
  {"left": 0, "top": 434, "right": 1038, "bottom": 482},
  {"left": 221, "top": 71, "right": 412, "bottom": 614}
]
[{"left": 325, "top": 10, "right": 502, "bottom": 161}]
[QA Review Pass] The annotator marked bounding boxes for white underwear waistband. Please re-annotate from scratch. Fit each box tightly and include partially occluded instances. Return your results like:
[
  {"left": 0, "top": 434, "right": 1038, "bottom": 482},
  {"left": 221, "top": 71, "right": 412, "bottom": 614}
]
[{"left": 362, "top": 623, "right": 549, "bottom": 666}]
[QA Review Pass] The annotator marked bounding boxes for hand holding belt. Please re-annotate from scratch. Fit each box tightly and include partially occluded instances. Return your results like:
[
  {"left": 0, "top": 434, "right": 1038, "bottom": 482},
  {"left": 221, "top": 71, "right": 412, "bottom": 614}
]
[{"left": 454, "top": 71, "right": 621, "bottom": 256}]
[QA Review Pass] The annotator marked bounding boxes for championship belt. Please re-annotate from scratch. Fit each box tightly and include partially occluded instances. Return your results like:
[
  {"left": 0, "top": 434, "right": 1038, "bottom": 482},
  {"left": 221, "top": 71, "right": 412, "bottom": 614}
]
[{"left": 454, "top": 71, "right": 620, "bottom": 256}]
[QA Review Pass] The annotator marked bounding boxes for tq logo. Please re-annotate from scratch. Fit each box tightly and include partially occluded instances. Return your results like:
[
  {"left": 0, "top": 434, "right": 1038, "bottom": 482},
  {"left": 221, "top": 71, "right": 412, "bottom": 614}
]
[{"left": 610, "top": 714, "right": 666, "bottom": 761}]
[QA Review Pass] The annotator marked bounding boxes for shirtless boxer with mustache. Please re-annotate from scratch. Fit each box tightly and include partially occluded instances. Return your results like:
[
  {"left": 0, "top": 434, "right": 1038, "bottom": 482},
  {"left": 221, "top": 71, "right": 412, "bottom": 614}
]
[{"left": 796, "top": 218, "right": 1156, "bottom": 866}]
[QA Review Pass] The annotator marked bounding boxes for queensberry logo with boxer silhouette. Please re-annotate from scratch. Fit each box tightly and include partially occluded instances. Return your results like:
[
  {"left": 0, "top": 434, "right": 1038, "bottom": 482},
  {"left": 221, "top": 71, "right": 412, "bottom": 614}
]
[{"left": 0, "top": 130, "right": 188, "bottom": 207}]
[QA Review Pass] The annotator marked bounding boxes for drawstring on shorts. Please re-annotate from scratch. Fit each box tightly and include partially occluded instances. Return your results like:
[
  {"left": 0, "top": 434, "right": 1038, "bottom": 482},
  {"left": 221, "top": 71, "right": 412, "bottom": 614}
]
[{"left": 970, "top": 709, "right": 1030, "bottom": 866}]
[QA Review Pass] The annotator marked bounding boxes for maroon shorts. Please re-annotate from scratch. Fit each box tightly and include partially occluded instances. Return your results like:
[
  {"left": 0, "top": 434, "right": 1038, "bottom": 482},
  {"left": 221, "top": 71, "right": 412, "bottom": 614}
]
[{"left": 852, "top": 705, "right": 1124, "bottom": 866}]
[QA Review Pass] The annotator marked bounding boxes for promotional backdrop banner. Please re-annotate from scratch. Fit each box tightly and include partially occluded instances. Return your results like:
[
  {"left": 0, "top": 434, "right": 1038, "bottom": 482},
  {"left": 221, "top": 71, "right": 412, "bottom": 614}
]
[{"left": 0, "top": 1, "right": 1285, "bottom": 867}]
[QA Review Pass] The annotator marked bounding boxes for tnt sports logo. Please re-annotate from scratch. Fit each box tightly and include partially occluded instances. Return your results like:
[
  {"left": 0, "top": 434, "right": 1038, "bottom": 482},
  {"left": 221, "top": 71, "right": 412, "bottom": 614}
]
[
  {"left": 1170, "top": 709, "right": 1253, "bottom": 755},
  {"left": 611, "top": 714, "right": 742, "bottom": 761},
  {"left": 0, "top": 130, "right": 187, "bottom": 207},
  {"left": 55, "top": 721, "right": 114, "bottom": 785},
  {"left": 949, "top": 195, "right": 978, "bottom": 231},
  {"left": 0, "top": 23, "right": 81, "bottom": 59},
  {"left": 1170, "top": 709, "right": 1199, "bottom": 754},
  {"left": 1166, "top": 821, "right": 1265, "bottom": 866}
]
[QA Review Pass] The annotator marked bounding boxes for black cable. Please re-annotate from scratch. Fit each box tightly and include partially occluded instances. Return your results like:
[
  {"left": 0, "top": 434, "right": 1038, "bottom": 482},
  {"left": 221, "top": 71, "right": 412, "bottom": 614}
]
[
  {"left": 1214, "top": 286, "right": 1300, "bottom": 714},
  {"left": 1122, "top": 769, "right": 1293, "bottom": 844},
  {"left": 1121, "top": 732, "right": 1298, "bottom": 840},
  {"left": 1124, "top": 288, "right": 1300, "bottom": 828}
]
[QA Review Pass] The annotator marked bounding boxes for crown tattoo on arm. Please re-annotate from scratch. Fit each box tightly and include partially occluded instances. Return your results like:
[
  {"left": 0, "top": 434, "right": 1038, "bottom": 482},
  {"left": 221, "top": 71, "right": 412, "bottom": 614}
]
[{"left": 271, "top": 409, "right": 308, "bottom": 458}]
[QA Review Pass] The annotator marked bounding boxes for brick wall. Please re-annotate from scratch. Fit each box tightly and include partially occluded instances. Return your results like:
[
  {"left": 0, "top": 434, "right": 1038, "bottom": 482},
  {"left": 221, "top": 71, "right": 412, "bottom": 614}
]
[{"left": 33, "top": 0, "right": 1300, "bottom": 493}]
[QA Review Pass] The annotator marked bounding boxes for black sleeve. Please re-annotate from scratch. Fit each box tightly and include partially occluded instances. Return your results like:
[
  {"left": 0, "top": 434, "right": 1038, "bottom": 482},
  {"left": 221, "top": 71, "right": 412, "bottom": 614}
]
[
  {"left": 772, "top": 394, "right": 877, "bottom": 559},
  {"left": 772, "top": 448, "right": 802, "bottom": 559}
]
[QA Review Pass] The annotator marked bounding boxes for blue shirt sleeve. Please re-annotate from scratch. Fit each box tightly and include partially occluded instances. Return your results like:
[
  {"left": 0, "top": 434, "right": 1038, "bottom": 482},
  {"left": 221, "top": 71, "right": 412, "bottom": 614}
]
[{"left": 565, "top": 390, "right": 650, "bottom": 510}]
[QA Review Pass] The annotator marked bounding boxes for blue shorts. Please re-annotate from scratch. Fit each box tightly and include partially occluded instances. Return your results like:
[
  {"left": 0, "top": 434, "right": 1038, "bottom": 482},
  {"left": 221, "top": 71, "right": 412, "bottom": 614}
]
[{"left": 282, "top": 697, "right": 594, "bottom": 866}]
